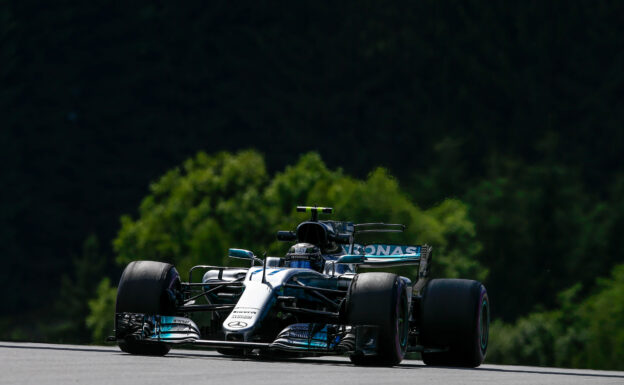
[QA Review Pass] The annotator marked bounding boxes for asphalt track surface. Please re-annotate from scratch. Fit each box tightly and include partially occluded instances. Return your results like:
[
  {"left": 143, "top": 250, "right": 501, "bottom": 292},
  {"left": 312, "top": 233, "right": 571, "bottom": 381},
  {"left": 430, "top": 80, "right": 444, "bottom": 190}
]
[{"left": 1, "top": 342, "right": 623, "bottom": 385}]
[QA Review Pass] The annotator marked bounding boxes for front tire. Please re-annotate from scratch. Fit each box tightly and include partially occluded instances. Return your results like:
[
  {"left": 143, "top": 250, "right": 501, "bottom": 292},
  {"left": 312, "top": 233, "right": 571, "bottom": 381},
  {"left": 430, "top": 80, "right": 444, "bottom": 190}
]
[
  {"left": 420, "top": 279, "right": 489, "bottom": 367},
  {"left": 346, "top": 272, "right": 409, "bottom": 366},
  {"left": 115, "top": 260, "right": 180, "bottom": 356}
]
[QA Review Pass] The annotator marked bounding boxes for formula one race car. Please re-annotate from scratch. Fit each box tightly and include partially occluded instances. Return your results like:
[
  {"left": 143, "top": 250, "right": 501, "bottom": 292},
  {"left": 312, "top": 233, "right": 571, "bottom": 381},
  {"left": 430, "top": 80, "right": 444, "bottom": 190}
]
[{"left": 111, "top": 206, "right": 490, "bottom": 367}]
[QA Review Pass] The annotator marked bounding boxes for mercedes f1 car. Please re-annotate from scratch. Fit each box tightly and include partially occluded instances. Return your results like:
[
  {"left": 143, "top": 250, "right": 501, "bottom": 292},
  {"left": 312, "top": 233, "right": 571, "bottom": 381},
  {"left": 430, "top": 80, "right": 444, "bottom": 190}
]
[{"left": 111, "top": 206, "right": 490, "bottom": 367}]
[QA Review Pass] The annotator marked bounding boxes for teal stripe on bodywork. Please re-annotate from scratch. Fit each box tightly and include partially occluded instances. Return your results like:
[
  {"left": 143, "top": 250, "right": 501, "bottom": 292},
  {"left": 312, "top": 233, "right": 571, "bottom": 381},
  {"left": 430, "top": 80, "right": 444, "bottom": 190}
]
[{"left": 337, "top": 253, "right": 420, "bottom": 264}]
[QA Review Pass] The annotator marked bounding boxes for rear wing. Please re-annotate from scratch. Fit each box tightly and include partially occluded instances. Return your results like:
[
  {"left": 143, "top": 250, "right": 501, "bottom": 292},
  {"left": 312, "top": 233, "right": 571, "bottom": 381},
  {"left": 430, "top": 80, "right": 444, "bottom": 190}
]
[
  {"left": 338, "top": 244, "right": 431, "bottom": 267},
  {"left": 337, "top": 244, "right": 432, "bottom": 293}
]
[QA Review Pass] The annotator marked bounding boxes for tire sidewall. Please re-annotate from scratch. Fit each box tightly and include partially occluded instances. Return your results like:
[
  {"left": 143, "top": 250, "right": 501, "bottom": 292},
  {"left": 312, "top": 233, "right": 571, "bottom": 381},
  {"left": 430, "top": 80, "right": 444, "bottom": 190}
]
[
  {"left": 347, "top": 273, "right": 409, "bottom": 365},
  {"left": 390, "top": 278, "right": 409, "bottom": 360},
  {"left": 473, "top": 286, "right": 489, "bottom": 363},
  {"left": 420, "top": 279, "right": 490, "bottom": 367}
]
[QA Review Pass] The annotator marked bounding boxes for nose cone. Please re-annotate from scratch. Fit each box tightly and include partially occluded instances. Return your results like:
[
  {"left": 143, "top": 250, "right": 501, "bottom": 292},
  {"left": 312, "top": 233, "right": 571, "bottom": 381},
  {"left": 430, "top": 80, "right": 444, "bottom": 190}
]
[
  {"left": 223, "top": 308, "right": 260, "bottom": 333},
  {"left": 222, "top": 281, "right": 273, "bottom": 338}
]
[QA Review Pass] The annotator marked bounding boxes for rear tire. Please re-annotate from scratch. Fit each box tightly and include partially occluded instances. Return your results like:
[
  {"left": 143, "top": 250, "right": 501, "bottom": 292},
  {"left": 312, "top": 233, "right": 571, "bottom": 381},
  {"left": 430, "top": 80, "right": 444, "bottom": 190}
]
[
  {"left": 115, "top": 260, "right": 180, "bottom": 356},
  {"left": 346, "top": 272, "right": 409, "bottom": 366},
  {"left": 420, "top": 279, "right": 489, "bottom": 367}
]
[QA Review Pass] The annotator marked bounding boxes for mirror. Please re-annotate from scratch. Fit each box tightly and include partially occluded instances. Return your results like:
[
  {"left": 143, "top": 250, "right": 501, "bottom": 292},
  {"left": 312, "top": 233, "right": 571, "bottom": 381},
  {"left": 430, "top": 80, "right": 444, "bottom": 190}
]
[
  {"left": 228, "top": 248, "right": 264, "bottom": 266},
  {"left": 228, "top": 248, "right": 255, "bottom": 260}
]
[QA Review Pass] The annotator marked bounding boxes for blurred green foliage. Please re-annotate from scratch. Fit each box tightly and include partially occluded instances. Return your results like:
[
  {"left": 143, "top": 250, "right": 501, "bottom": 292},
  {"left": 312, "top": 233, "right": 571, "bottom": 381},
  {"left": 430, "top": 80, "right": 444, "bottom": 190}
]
[
  {"left": 487, "top": 264, "right": 624, "bottom": 370},
  {"left": 86, "top": 278, "right": 116, "bottom": 344},
  {"left": 51, "top": 235, "right": 105, "bottom": 342},
  {"left": 87, "top": 150, "right": 485, "bottom": 341},
  {"left": 96, "top": 150, "right": 624, "bottom": 369},
  {"left": 410, "top": 135, "right": 624, "bottom": 321},
  {"left": 463, "top": 160, "right": 623, "bottom": 321},
  {"left": 113, "top": 150, "right": 484, "bottom": 278},
  {"left": 0, "top": 235, "right": 106, "bottom": 343}
]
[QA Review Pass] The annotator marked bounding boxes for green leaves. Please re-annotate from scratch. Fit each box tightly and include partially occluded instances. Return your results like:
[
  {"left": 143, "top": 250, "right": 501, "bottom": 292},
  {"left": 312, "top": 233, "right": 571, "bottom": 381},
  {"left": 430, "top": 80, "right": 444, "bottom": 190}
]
[
  {"left": 112, "top": 150, "right": 485, "bottom": 280},
  {"left": 487, "top": 264, "right": 624, "bottom": 370},
  {"left": 86, "top": 278, "right": 116, "bottom": 344},
  {"left": 88, "top": 149, "right": 486, "bottom": 346},
  {"left": 114, "top": 150, "right": 269, "bottom": 272}
]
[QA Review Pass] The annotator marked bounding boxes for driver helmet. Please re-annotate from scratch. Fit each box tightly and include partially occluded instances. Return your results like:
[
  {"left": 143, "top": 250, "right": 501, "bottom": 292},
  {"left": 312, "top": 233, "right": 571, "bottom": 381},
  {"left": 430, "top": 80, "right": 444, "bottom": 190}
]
[{"left": 285, "top": 243, "right": 323, "bottom": 271}]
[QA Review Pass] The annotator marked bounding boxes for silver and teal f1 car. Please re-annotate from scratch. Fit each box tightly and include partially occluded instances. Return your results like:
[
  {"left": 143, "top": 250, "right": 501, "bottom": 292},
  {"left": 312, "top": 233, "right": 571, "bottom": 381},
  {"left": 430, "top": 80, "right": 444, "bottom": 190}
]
[{"left": 111, "top": 206, "right": 490, "bottom": 367}]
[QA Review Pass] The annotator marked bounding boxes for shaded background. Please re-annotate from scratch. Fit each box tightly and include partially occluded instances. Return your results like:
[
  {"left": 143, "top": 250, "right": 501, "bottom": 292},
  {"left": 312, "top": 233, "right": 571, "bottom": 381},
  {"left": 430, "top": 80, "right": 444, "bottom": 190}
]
[{"left": 1, "top": 0, "right": 623, "bottom": 369}]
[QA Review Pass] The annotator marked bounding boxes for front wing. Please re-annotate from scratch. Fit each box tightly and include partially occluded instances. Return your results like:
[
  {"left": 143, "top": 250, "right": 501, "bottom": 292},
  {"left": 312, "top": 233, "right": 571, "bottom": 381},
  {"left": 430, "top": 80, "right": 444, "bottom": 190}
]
[{"left": 115, "top": 312, "right": 379, "bottom": 355}]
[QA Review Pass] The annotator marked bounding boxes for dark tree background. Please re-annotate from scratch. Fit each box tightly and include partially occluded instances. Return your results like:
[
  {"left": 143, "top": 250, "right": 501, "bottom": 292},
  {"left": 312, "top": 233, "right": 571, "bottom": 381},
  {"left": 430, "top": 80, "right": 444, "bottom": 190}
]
[{"left": 1, "top": 0, "right": 623, "bottom": 344}]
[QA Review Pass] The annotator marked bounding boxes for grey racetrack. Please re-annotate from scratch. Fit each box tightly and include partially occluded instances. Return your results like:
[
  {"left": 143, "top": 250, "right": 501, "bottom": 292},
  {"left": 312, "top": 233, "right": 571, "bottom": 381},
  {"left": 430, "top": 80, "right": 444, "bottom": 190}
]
[{"left": 1, "top": 342, "right": 623, "bottom": 385}]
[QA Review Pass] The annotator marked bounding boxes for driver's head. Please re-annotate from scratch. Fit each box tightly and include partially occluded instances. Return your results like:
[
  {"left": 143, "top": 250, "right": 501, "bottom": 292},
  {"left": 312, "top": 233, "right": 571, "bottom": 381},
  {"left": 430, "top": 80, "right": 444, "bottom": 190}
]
[{"left": 285, "top": 243, "right": 323, "bottom": 271}]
